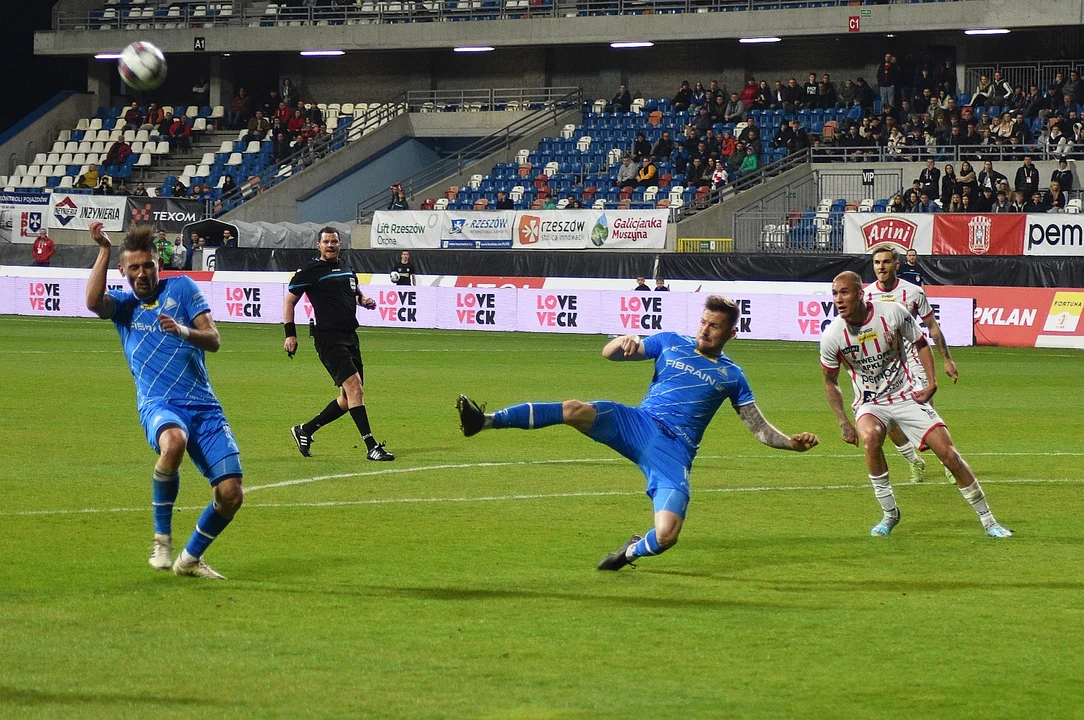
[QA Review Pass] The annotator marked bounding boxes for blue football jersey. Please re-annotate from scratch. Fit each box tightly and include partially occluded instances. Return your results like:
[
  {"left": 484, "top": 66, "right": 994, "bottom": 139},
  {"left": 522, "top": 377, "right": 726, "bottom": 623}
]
[
  {"left": 107, "top": 276, "right": 218, "bottom": 410},
  {"left": 640, "top": 332, "right": 755, "bottom": 449}
]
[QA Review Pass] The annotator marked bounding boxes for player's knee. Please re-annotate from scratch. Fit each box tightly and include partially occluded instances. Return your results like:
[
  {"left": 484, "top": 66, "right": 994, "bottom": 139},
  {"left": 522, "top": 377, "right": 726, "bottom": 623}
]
[
  {"left": 858, "top": 425, "right": 884, "bottom": 448},
  {"left": 215, "top": 478, "right": 244, "bottom": 514},
  {"left": 158, "top": 428, "right": 187, "bottom": 463},
  {"left": 656, "top": 527, "right": 680, "bottom": 549}
]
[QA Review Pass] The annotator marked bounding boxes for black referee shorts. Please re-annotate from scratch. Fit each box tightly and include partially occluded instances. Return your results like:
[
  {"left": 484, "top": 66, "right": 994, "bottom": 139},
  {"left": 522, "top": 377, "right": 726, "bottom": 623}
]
[{"left": 313, "top": 329, "right": 364, "bottom": 387}]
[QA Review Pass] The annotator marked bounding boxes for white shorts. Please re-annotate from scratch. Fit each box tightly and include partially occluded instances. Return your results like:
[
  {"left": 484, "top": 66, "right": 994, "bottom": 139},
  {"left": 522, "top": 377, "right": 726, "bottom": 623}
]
[
  {"left": 905, "top": 344, "right": 929, "bottom": 389},
  {"left": 856, "top": 399, "right": 945, "bottom": 451}
]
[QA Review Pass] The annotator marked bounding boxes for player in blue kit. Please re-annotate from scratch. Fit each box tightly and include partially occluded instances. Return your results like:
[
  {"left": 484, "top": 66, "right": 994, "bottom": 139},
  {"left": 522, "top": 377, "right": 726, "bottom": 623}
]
[
  {"left": 85, "top": 221, "right": 243, "bottom": 580},
  {"left": 457, "top": 295, "right": 818, "bottom": 570}
]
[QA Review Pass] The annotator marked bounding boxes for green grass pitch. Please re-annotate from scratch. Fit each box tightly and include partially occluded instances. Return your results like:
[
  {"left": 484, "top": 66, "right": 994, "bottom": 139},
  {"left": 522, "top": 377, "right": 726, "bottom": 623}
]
[{"left": 1, "top": 316, "right": 1082, "bottom": 719}]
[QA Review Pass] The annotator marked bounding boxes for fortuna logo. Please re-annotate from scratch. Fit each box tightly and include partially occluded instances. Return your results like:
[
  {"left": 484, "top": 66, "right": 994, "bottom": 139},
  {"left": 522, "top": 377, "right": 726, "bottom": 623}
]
[
  {"left": 968, "top": 215, "right": 992, "bottom": 254},
  {"left": 518, "top": 215, "right": 541, "bottom": 244},
  {"left": 53, "top": 197, "right": 78, "bottom": 226},
  {"left": 860, "top": 217, "right": 917, "bottom": 251}
]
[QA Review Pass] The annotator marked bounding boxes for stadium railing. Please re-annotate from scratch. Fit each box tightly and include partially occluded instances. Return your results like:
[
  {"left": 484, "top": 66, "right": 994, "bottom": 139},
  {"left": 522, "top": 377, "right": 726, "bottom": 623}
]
[
  {"left": 965, "top": 60, "right": 1084, "bottom": 100},
  {"left": 52, "top": 0, "right": 964, "bottom": 30},
  {"left": 354, "top": 87, "right": 582, "bottom": 221},
  {"left": 809, "top": 145, "right": 1077, "bottom": 163},
  {"left": 669, "top": 148, "right": 811, "bottom": 223}
]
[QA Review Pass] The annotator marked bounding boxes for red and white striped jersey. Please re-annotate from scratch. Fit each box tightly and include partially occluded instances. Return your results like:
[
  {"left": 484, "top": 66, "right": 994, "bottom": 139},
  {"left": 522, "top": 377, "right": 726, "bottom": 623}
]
[
  {"left": 820, "top": 300, "right": 927, "bottom": 407},
  {"left": 865, "top": 277, "right": 934, "bottom": 323}
]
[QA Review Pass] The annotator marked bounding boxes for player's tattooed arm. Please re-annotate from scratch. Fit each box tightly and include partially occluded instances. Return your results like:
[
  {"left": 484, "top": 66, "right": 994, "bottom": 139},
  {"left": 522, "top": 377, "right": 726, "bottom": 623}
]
[
  {"left": 85, "top": 221, "right": 115, "bottom": 319},
  {"left": 822, "top": 365, "right": 858, "bottom": 446},
  {"left": 737, "top": 403, "right": 818, "bottom": 451},
  {"left": 922, "top": 315, "right": 958, "bottom": 383}
]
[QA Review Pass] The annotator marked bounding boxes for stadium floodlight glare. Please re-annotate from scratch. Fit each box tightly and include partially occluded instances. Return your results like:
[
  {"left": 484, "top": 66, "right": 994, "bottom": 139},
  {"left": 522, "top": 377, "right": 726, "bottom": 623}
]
[
  {"left": 610, "top": 41, "right": 655, "bottom": 49},
  {"left": 94, "top": 52, "right": 123, "bottom": 60},
  {"left": 964, "top": 28, "right": 1010, "bottom": 35},
  {"left": 738, "top": 36, "right": 781, "bottom": 44},
  {"left": 454, "top": 46, "right": 495, "bottom": 53},
  {"left": 300, "top": 49, "right": 345, "bottom": 56}
]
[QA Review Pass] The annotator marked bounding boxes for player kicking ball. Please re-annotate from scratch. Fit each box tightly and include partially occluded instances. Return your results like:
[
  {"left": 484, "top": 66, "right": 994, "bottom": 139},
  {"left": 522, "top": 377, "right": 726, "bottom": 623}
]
[
  {"left": 85, "top": 221, "right": 243, "bottom": 579},
  {"left": 820, "top": 271, "right": 1012, "bottom": 538},
  {"left": 865, "top": 244, "right": 958, "bottom": 483},
  {"left": 457, "top": 296, "right": 818, "bottom": 570}
]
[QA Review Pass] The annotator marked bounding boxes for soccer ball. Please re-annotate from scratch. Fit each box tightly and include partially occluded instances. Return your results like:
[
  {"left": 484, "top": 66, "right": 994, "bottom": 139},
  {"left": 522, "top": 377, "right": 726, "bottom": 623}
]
[
  {"left": 389, "top": 271, "right": 401, "bottom": 283},
  {"left": 118, "top": 41, "right": 167, "bottom": 92}
]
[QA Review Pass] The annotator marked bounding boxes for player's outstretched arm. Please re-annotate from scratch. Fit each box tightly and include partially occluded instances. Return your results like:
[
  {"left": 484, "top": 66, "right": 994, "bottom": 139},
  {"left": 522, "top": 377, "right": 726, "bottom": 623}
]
[
  {"left": 737, "top": 403, "right": 818, "bottom": 451},
  {"left": 602, "top": 334, "right": 646, "bottom": 361},
  {"left": 85, "top": 221, "right": 115, "bottom": 319},
  {"left": 922, "top": 315, "right": 958, "bottom": 383},
  {"left": 159, "top": 310, "right": 220, "bottom": 352},
  {"left": 822, "top": 365, "right": 858, "bottom": 446}
]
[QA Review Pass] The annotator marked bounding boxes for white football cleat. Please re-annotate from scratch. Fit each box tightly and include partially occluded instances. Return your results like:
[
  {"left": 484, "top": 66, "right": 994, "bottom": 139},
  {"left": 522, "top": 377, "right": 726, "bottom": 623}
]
[
  {"left": 149, "top": 534, "right": 173, "bottom": 570},
  {"left": 173, "top": 550, "right": 226, "bottom": 580}
]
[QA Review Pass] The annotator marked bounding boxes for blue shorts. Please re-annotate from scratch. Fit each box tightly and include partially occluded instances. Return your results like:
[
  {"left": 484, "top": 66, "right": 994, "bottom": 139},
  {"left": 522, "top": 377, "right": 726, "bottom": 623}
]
[
  {"left": 587, "top": 401, "right": 693, "bottom": 517},
  {"left": 140, "top": 400, "right": 243, "bottom": 484}
]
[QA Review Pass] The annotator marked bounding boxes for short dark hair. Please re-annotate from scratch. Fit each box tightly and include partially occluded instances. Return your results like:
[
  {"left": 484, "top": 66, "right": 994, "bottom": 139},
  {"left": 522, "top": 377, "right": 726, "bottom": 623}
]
[
  {"left": 871, "top": 244, "right": 900, "bottom": 263},
  {"left": 122, "top": 225, "right": 157, "bottom": 256},
  {"left": 704, "top": 295, "right": 739, "bottom": 327},
  {"left": 319, "top": 226, "right": 339, "bottom": 240}
]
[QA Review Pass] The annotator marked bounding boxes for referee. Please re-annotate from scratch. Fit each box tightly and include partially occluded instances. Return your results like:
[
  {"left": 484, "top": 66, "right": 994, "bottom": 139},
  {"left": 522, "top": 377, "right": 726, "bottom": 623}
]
[{"left": 283, "top": 227, "right": 394, "bottom": 461}]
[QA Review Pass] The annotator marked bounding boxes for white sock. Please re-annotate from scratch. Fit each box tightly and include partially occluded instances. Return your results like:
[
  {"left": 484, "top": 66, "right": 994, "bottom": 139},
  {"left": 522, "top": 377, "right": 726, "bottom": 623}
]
[
  {"left": 960, "top": 481, "right": 995, "bottom": 527},
  {"left": 895, "top": 442, "right": 918, "bottom": 463},
  {"left": 869, "top": 472, "right": 897, "bottom": 514},
  {"left": 178, "top": 549, "right": 198, "bottom": 565}
]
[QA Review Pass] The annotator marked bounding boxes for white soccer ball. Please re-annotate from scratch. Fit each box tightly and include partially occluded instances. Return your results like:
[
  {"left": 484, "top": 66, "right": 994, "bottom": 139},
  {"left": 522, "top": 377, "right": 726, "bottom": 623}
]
[
  {"left": 389, "top": 271, "right": 401, "bottom": 283},
  {"left": 118, "top": 41, "right": 168, "bottom": 92}
]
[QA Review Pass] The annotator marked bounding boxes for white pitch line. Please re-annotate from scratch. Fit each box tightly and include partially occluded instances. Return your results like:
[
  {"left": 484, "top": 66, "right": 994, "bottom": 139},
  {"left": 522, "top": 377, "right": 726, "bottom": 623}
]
[{"left": 1, "top": 477, "right": 1080, "bottom": 519}]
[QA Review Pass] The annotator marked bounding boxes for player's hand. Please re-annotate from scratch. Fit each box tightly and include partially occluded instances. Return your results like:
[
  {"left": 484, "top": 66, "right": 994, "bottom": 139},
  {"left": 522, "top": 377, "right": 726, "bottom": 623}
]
[
  {"left": 619, "top": 334, "right": 642, "bottom": 357},
  {"left": 284, "top": 336, "right": 298, "bottom": 358},
  {"left": 913, "top": 384, "right": 937, "bottom": 404},
  {"left": 790, "top": 433, "right": 819, "bottom": 452},
  {"left": 360, "top": 295, "right": 376, "bottom": 310},
  {"left": 157, "top": 313, "right": 180, "bottom": 335},
  {"left": 943, "top": 359, "right": 959, "bottom": 384},
  {"left": 89, "top": 221, "right": 111, "bottom": 248},
  {"left": 839, "top": 422, "right": 859, "bottom": 446}
]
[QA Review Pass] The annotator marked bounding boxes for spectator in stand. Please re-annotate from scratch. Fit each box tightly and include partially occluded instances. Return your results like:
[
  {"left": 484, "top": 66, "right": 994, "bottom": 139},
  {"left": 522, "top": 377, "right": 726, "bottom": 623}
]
[
  {"left": 142, "top": 103, "right": 164, "bottom": 130},
  {"left": 169, "top": 114, "right": 192, "bottom": 153},
  {"left": 722, "top": 92, "right": 746, "bottom": 123},
  {"left": 1015, "top": 155, "right": 1040, "bottom": 196},
  {"left": 115, "top": 181, "right": 130, "bottom": 196},
  {"left": 919, "top": 158, "right": 940, "bottom": 198},
  {"left": 877, "top": 53, "right": 899, "bottom": 112},
  {"left": 938, "top": 58, "right": 957, "bottom": 96},
  {"left": 222, "top": 228, "right": 238, "bottom": 248},
  {"left": 693, "top": 105, "right": 713, "bottom": 134},
  {"left": 784, "top": 78, "right": 802, "bottom": 112},
  {"left": 636, "top": 157, "right": 658, "bottom": 188},
  {"left": 566, "top": 194, "right": 583, "bottom": 209},
  {"left": 171, "top": 236, "right": 188, "bottom": 270},
  {"left": 634, "top": 275, "right": 650, "bottom": 292},
  {"left": 739, "top": 145, "right": 759, "bottom": 175},
  {"left": 1052, "top": 157, "right": 1074, "bottom": 191},
  {"left": 173, "top": 179, "right": 188, "bottom": 197},
  {"left": 740, "top": 78, "right": 759, "bottom": 108},
  {"left": 541, "top": 196, "right": 556, "bottom": 210},
  {"left": 221, "top": 174, "right": 237, "bottom": 197},
  {"left": 672, "top": 81, "right": 692, "bottom": 112},
  {"left": 702, "top": 129, "right": 720, "bottom": 157},
  {"left": 273, "top": 101, "right": 292, "bottom": 127},
  {"left": 802, "top": 73, "right": 819, "bottom": 109},
  {"left": 788, "top": 120, "right": 810, "bottom": 155},
  {"left": 671, "top": 142, "right": 688, "bottom": 174},
  {"left": 122, "top": 101, "right": 143, "bottom": 131},
  {"left": 132, "top": 181, "right": 149, "bottom": 197},
  {"left": 31, "top": 228, "right": 54, "bottom": 266},
  {"left": 647, "top": 131, "right": 671, "bottom": 162},
  {"left": 154, "top": 110, "right": 173, "bottom": 139},
  {"left": 615, "top": 154, "right": 638, "bottom": 188},
  {"left": 990, "top": 71, "right": 1013, "bottom": 106},
  {"left": 494, "top": 190, "right": 514, "bottom": 210},
  {"left": 855, "top": 77, "right": 877, "bottom": 114},
  {"left": 1024, "top": 191, "right": 1048, "bottom": 213},
  {"left": 978, "top": 160, "right": 1006, "bottom": 192},
  {"left": 756, "top": 80, "right": 772, "bottom": 109},
  {"left": 76, "top": 165, "right": 98, "bottom": 189},
  {"left": 104, "top": 139, "right": 132, "bottom": 167},
  {"left": 771, "top": 122, "right": 793, "bottom": 151},
  {"left": 281, "top": 79, "right": 299, "bottom": 110},
  {"left": 837, "top": 79, "right": 858, "bottom": 108},
  {"left": 388, "top": 185, "right": 408, "bottom": 210},
  {"left": 897, "top": 54, "right": 917, "bottom": 109},
  {"left": 961, "top": 194, "right": 976, "bottom": 213},
  {"left": 889, "top": 193, "right": 906, "bottom": 213},
  {"left": 726, "top": 140, "right": 746, "bottom": 174},
  {"left": 685, "top": 157, "right": 708, "bottom": 188},
  {"left": 611, "top": 83, "right": 632, "bottom": 114},
  {"left": 654, "top": 277, "right": 669, "bottom": 291},
  {"left": 718, "top": 129, "right": 736, "bottom": 160},
  {"left": 710, "top": 160, "right": 728, "bottom": 190},
  {"left": 287, "top": 109, "right": 306, "bottom": 139},
  {"left": 991, "top": 189, "right": 1012, "bottom": 213},
  {"left": 819, "top": 74, "right": 838, "bottom": 109},
  {"left": 272, "top": 131, "right": 292, "bottom": 163},
  {"left": 690, "top": 82, "right": 708, "bottom": 112},
  {"left": 630, "top": 131, "right": 651, "bottom": 161},
  {"left": 229, "top": 88, "right": 251, "bottom": 130},
  {"left": 914, "top": 87, "right": 934, "bottom": 114},
  {"left": 192, "top": 76, "right": 210, "bottom": 105},
  {"left": 970, "top": 75, "right": 994, "bottom": 107},
  {"left": 940, "top": 164, "right": 957, "bottom": 206},
  {"left": 95, "top": 176, "right": 114, "bottom": 196},
  {"left": 914, "top": 190, "right": 939, "bottom": 213},
  {"left": 245, "top": 110, "right": 271, "bottom": 144},
  {"left": 977, "top": 186, "right": 995, "bottom": 212},
  {"left": 1009, "top": 190, "right": 1026, "bottom": 212},
  {"left": 1044, "top": 180, "right": 1068, "bottom": 211}
]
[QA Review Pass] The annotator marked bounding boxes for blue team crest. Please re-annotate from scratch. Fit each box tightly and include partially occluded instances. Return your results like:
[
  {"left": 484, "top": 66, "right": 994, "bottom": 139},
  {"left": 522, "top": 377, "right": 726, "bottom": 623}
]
[
  {"left": 162, "top": 297, "right": 178, "bottom": 313},
  {"left": 450, "top": 219, "right": 466, "bottom": 234},
  {"left": 23, "top": 212, "right": 41, "bottom": 234}
]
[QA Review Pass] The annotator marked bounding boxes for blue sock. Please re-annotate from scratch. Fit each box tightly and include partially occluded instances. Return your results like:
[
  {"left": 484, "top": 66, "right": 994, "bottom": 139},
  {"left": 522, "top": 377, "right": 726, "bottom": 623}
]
[
  {"left": 629, "top": 529, "right": 665, "bottom": 560},
  {"left": 184, "top": 503, "right": 233, "bottom": 559},
  {"left": 491, "top": 402, "right": 565, "bottom": 430},
  {"left": 152, "top": 468, "right": 180, "bottom": 536}
]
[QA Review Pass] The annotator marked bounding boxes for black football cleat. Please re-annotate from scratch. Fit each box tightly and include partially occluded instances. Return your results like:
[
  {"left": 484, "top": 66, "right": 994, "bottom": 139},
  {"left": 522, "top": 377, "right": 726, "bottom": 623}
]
[
  {"left": 291, "top": 425, "right": 314, "bottom": 457},
  {"left": 456, "top": 395, "right": 487, "bottom": 437},
  {"left": 597, "top": 535, "right": 642, "bottom": 571},
  {"left": 366, "top": 442, "right": 395, "bottom": 461}
]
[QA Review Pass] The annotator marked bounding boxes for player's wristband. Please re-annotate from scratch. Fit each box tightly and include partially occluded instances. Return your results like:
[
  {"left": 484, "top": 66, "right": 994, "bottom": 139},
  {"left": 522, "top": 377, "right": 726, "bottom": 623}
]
[
  {"left": 284, "top": 322, "right": 297, "bottom": 338},
  {"left": 176, "top": 325, "right": 191, "bottom": 341}
]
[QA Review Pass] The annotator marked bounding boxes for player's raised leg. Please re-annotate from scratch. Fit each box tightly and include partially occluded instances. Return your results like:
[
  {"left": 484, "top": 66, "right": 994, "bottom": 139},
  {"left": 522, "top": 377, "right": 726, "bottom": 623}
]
[
  {"left": 924, "top": 426, "right": 1013, "bottom": 538},
  {"left": 457, "top": 395, "right": 589, "bottom": 436},
  {"left": 858, "top": 415, "right": 901, "bottom": 536},
  {"left": 149, "top": 426, "right": 186, "bottom": 570}
]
